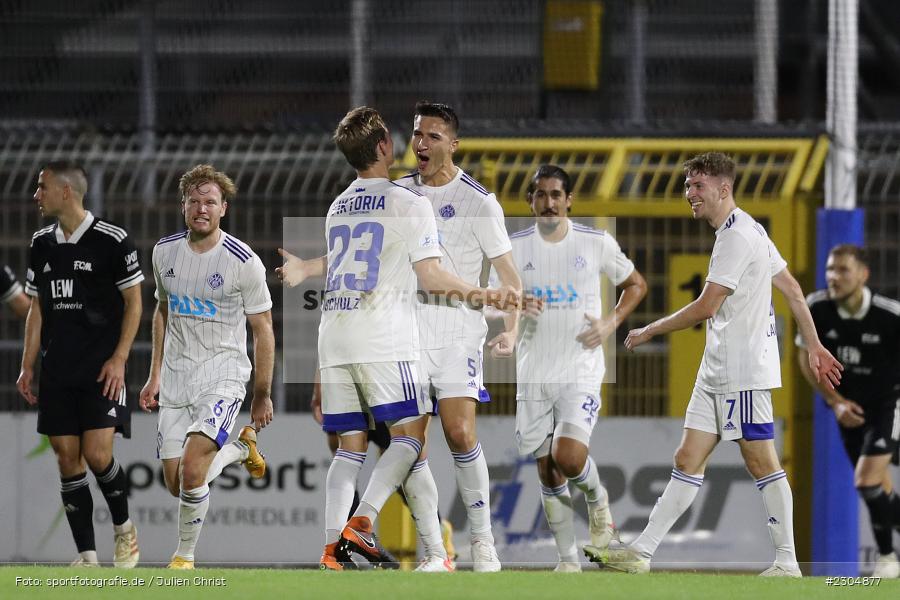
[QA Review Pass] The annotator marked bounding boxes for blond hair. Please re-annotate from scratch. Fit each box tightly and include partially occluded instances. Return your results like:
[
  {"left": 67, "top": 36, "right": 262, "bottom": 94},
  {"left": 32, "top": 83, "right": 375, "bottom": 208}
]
[
  {"left": 333, "top": 107, "right": 387, "bottom": 170},
  {"left": 178, "top": 164, "right": 237, "bottom": 203}
]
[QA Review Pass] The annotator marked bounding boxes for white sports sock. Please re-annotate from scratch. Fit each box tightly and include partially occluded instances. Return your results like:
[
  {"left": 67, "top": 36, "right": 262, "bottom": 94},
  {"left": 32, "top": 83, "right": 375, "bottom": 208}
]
[
  {"left": 205, "top": 441, "right": 247, "bottom": 484},
  {"left": 541, "top": 482, "right": 579, "bottom": 563},
  {"left": 631, "top": 469, "right": 704, "bottom": 560},
  {"left": 569, "top": 457, "right": 608, "bottom": 507},
  {"left": 451, "top": 442, "right": 493, "bottom": 543},
  {"left": 403, "top": 459, "right": 447, "bottom": 559},
  {"left": 757, "top": 470, "right": 798, "bottom": 568},
  {"left": 325, "top": 450, "right": 365, "bottom": 544},
  {"left": 175, "top": 484, "right": 210, "bottom": 561},
  {"left": 355, "top": 436, "right": 422, "bottom": 522}
]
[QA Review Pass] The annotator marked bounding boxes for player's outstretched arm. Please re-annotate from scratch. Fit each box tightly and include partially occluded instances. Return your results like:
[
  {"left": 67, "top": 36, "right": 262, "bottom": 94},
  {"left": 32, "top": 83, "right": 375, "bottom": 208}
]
[
  {"left": 578, "top": 269, "right": 648, "bottom": 350},
  {"left": 16, "top": 297, "right": 41, "bottom": 405},
  {"left": 773, "top": 268, "right": 843, "bottom": 389},
  {"left": 247, "top": 310, "right": 275, "bottom": 431},
  {"left": 486, "top": 252, "right": 522, "bottom": 357},
  {"left": 413, "top": 257, "right": 520, "bottom": 313},
  {"left": 98, "top": 283, "right": 142, "bottom": 402},
  {"left": 139, "top": 300, "right": 167, "bottom": 412},
  {"left": 624, "top": 281, "right": 729, "bottom": 350},
  {"left": 276, "top": 249, "right": 326, "bottom": 288}
]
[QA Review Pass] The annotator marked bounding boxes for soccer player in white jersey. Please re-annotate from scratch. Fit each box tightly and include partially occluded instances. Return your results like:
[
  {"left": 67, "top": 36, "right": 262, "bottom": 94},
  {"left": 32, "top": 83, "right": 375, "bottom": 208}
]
[
  {"left": 277, "top": 107, "right": 518, "bottom": 571},
  {"left": 585, "top": 152, "right": 842, "bottom": 577},
  {"left": 139, "top": 164, "right": 275, "bottom": 570},
  {"left": 502, "top": 165, "right": 646, "bottom": 571},
  {"left": 392, "top": 101, "right": 523, "bottom": 571}
]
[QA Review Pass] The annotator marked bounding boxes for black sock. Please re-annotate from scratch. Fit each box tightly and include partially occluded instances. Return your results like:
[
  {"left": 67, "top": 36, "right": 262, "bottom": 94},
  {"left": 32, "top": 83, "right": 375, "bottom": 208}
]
[
  {"left": 93, "top": 458, "right": 130, "bottom": 526},
  {"left": 888, "top": 489, "right": 900, "bottom": 530},
  {"left": 860, "top": 485, "right": 894, "bottom": 555},
  {"left": 60, "top": 473, "right": 95, "bottom": 553}
]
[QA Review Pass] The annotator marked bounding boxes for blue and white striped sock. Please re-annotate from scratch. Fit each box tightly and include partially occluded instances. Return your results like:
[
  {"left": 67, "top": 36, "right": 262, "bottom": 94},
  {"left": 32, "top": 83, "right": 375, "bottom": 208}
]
[
  {"left": 403, "top": 459, "right": 447, "bottom": 559},
  {"left": 452, "top": 442, "right": 493, "bottom": 543},
  {"left": 176, "top": 484, "right": 211, "bottom": 560},
  {"left": 569, "top": 457, "right": 608, "bottom": 506},
  {"left": 756, "top": 470, "right": 798, "bottom": 568},
  {"left": 631, "top": 468, "right": 704, "bottom": 560},
  {"left": 541, "top": 482, "right": 578, "bottom": 563},
  {"left": 325, "top": 449, "right": 366, "bottom": 544},
  {"left": 355, "top": 436, "right": 422, "bottom": 522}
]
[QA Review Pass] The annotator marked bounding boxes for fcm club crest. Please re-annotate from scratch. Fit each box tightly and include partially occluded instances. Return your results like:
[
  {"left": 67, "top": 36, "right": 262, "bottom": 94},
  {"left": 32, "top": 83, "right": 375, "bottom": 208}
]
[{"left": 207, "top": 272, "right": 224, "bottom": 290}]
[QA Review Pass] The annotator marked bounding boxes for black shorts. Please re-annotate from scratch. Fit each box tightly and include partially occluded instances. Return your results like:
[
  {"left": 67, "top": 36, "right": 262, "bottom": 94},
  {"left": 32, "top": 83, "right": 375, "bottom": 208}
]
[
  {"left": 839, "top": 399, "right": 900, "bottom": 466},
  {"left": 37, "top": 376, "right": 131, "bottom": 439}
]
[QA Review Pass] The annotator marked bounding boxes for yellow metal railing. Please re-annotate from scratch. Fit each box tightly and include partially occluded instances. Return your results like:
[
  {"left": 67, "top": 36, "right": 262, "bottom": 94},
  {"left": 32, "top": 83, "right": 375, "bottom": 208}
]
[{"left": 394, "top": 136, "right": 828, "bottom": 560}]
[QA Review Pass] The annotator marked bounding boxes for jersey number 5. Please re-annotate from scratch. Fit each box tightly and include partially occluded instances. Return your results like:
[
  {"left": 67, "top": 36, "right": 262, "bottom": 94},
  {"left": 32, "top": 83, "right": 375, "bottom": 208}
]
[{"left": 326, "top": 222, "right": 385, "bottom": 292}]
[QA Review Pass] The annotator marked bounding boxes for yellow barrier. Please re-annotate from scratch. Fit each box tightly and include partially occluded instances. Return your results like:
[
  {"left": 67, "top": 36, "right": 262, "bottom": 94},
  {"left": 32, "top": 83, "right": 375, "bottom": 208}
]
[{"left": 394, "top": 136, "right": 828, "bottom": 560}]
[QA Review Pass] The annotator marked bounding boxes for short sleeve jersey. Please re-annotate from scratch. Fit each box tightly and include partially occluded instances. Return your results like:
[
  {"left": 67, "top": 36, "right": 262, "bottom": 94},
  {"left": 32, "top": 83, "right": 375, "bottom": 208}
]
[
  {"left": 26, "top": 212, "right": 144, "bottom": 383},
  {"left": 394, "top": 168, "right": 512, "bottom": 348},
  {"left": 0, "top": 265, "right": 23, "bottom": 304},
  {"left": 317, "top": 177, "right": 442, "bottom": 368},
  {"left": 509, "top": 222, "right": 634, "bottom": 392},
  {"left": 696, "top": 208, "right": 786, "bottom": 393},
  {"left": 798, "top": 287, "right": 900, "bottom": 407},
  {"left": 152, "top": 230, "right": 272, "bottom": 408}
]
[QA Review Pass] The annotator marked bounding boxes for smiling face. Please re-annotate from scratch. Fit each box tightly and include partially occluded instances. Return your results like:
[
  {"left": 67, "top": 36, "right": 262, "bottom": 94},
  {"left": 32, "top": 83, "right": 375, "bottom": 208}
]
[
  {"left": 684, "top": 170, "right": 729, "bottom": 222},
  {"left": 182, "top": 182, "right": 227, "bottom": 237},
  {"left": 411, "top": 115, "right": 458, "bottom": 184},
  {"left": 530, "top": 176, "right": 571, "bottom": 233}
]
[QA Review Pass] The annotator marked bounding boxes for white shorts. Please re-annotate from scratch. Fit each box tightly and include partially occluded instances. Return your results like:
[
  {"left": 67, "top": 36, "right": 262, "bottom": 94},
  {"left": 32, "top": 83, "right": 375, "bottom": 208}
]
[
  {"left": 422, "top": 342, "right": 489, "bottom": 402},
  {"left": 684, "top": 386, "right": 774, "bottom": 441},
  {"left": 157, "top": 395, "right": 244, "bottom": 459},
  {"left": 514, "top": 387, "right": 601, "bottom": 455},
  {"left": 320, "top": 360, "right": 429, "bottom": 432}
]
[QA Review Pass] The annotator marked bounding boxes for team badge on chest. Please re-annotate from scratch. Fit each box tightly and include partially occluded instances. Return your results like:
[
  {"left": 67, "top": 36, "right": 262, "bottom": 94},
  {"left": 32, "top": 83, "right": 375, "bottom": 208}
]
[
  {"left": 439, "top": 204, "right": 456, "bottom": 220},
  {"left": 574, "top": 256, "right": 587, "bottom": 270},
  {"left": 207, "top": 272, "right": 224, "bottom": 290}
]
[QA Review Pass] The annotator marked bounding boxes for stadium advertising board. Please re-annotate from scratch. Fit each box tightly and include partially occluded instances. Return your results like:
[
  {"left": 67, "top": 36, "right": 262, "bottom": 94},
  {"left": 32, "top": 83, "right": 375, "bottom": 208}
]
[{"left": 2, "top": 414, "right": 784, "bottom": 569}]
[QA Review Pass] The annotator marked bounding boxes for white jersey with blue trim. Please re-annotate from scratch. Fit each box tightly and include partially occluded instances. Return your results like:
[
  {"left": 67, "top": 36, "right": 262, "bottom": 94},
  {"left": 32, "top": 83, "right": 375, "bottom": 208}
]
[
  {"left": 395, "top": 167, "right": 512, "bottom": 349},
  {"left": 152, "top": 230, "right": 272, "bottom": 408},
  {"left": 318, "top": 177, "right": 442, "bottom": 368},
  {"left": 697, "top": 207, "right": 787, "bottom": 393},
  {"left": 508, "top": 221, "right": 634, "bottom": 394}
]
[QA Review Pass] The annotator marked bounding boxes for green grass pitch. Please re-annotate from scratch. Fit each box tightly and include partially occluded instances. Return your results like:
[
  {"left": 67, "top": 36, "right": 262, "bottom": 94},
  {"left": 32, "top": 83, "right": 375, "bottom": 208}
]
[{"left": 2, "top": 567, "right": 897, "bottom": 599}]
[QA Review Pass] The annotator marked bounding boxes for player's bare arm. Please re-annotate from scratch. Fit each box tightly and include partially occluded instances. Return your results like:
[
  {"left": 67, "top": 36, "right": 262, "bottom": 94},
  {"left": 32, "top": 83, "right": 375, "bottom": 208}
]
[
  {"left": 486, "top": 251, "right": 522, "bottom": 358},
  {"left": 16, "top": 296, "right": 41, "bottom": 405},
  {"left": 7, "top": 290, "right": 30, "bottom": 320},
  {"left": 276, "top": 249, "right": 326, "bottom": 288},
  {"left": 625, "top": 281, "right": 729, "bottom": 350},
  {"left": 413, "top": 256, "right": 520, "bottom": 313},
  {"left": 247, "top": 310, "right": 275, "bottom": 431},
  {"left": 139, "top": 299, "right": 168, "bottom": 412},
  {"left": 796, "top": 346, "right": 864, "bottom": 428},
  {"left": 773, "top": 267, "right": 843, "bottom": 389},
  {"left": 577, "top": 269, "right": 648, "bottom": 350},
  {"left": 97, "top": 282, "right": 142, "bottom": 402}
]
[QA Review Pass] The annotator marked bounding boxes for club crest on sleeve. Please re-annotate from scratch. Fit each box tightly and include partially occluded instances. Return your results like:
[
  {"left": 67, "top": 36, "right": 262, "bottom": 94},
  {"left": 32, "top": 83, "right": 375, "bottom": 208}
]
[{"left": 207, "top": 272, "right": 224, "bottom": 290}]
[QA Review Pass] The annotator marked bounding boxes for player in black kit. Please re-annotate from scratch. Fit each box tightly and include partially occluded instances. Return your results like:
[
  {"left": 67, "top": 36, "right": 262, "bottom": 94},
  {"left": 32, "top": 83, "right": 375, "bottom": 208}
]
[
  {"left": 797, "top": 244, "right": 900, "bottom": 578},
  {"left": 16, "top": 161, "right": 143, "bottom": 568},
  {"left": 0, "top": 264, "right": 30, "bottom": 318}
]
